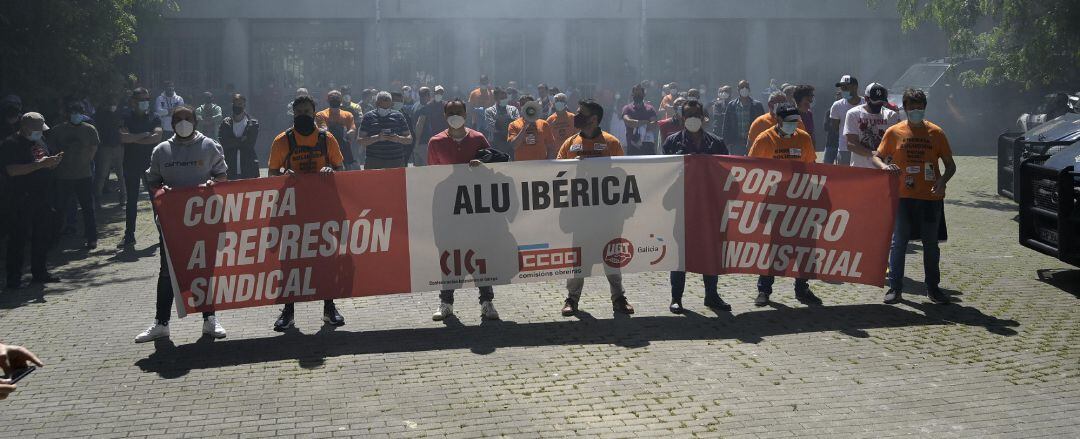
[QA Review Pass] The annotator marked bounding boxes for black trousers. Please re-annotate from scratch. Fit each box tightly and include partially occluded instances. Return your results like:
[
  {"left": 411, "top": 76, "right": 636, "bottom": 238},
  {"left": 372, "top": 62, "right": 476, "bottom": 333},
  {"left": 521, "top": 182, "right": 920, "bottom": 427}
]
[
  {"left": 122, "top": 165, "right": 146, "bottom": 239},
  {"left": 6, "top": 197, "right": 55, "bottom": 282},
  {"left": 53, "top": 177, "right": 97, "bottom": 242},
  {"left": 156, "top": 236, "right": 212, "bottom": 323},
  {"left": 223, "top": 146, "right": 260, "bottom": 179}
]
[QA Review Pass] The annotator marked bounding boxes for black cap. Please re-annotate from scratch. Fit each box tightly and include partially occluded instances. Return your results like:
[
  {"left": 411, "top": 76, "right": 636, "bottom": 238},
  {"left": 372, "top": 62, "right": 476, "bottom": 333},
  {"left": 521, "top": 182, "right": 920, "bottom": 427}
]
[
  {"left": 775, "top": 102, "right": 800, "bottom": 120},
  {"left": 865, "top": 83, "right": 888, "bottom": 103},
  {"left": 835, "top": 75, "right": 858, "bottom": 87}
]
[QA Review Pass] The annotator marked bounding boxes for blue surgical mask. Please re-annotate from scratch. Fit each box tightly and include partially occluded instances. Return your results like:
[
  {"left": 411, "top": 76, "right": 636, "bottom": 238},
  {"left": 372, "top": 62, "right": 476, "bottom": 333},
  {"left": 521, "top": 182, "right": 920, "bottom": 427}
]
[
  {"left": 28, "top": 131, "right": 42, "bottom": 142},
  {"left": 499, "top": 98, "right": 509, "bottom": 106},
  {"left": 69, "top": 114, "right": 83, "bottom": 125},
  {"left": 138, "top": 101, "right": 150, "bottom": 112},
  {"left": 906, "top": 109, "right": 926, "bottom": 124},
  {"left": 554, "top": 101, "right": 566, "bottom": 112},
  {"left": 841, "top": 91, "right": 853, "bottom": 100}
]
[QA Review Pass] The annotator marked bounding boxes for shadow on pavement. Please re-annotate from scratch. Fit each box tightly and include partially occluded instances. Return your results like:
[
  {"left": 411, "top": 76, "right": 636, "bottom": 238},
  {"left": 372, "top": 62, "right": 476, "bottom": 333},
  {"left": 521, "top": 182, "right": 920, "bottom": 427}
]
[
  {"left": 135, "top": 302, "right": 1020, "bottom": 378},
  {"left": 1037, "top": 268, "right": 1080, "bottom": 299}
]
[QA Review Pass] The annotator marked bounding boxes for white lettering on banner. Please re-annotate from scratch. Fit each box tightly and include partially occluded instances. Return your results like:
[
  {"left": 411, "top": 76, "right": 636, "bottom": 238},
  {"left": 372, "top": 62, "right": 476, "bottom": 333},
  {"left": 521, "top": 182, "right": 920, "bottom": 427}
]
[
  {"left": 187, "top": 267, "right": 318, "bottom": 308},
  {"left": 718, "top": 200, "right": 850, "bottom": 241},
  {"left": 723, "top": 166, "right": 828, "bottom": 201},
  {"left": 183, "top": 188, "right": 297, "bottom": 227},
  {"left": 452, "top": 172, "right": 642, "bottom": 215},
  {"left": 719, "top": 242, "right": 864, "bottom": 278}
]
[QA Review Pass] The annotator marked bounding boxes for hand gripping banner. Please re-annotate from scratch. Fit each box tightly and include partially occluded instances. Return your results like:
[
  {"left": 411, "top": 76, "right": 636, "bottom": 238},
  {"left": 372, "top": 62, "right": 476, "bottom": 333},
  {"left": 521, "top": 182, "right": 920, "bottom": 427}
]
[{"left": 154, "top": 156, "right": 897, "bottom": 317}]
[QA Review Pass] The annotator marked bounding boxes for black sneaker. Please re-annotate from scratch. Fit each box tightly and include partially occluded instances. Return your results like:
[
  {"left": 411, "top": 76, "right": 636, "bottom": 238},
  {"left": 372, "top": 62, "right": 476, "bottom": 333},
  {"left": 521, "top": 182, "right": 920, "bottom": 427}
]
[
  {"left": 795, "top": 289, "right": 823, "bottom": 305},
  {"left": 273, "top": 305, "right": 295, "bottom": 331},
  {"left": 704, "top": 296, "right": 732, "bottom": 312},
  {"left": 117, "top": 235, "right": 135, "bottom": 249},
  {"left": 754, "top": 291, "right": 771, "bottom": 307},
  {"left": 32, "top": 274, "right": 60, "bottom": 284},
  {"left": 323, "top": 301, "right": 345, "bottom": 326},
  {"left": 561, "top": 298, "right": 578, "bottom": 316},
  {"left": 86, "top": 240, "right": 98, "bottom": 250},
  {"left": 883, "top": 289, "right": 902, "bottom": 304},
  {"left": 927, "top": 288, "right": 951, "bottom": 305},
  {"left": 669, "top": 301, "right": 683, "bottom": 314}
]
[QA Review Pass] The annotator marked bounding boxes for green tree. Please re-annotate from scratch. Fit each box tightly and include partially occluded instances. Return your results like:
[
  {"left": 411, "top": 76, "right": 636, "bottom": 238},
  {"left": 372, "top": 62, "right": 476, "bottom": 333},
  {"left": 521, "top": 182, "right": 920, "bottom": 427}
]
[
  {"left": 0, "top": 0, "right": 176, "bottom": 113},
  {"left": 887, "top": 0, "right": 1080, "bottom": 90}
]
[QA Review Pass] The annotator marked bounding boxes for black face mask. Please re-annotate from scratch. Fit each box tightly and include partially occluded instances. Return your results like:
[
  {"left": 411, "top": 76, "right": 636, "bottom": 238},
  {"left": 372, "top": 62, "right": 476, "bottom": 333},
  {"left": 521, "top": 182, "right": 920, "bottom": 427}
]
[
  {"left": 294, "top": 114, "right": 316, "bottom": 135},
  {"left": 573, "top": 112, "right": 590, "bottom": 130},
  {"left": 633, "top": 96, "right": 644, "bottom": 105},
  {"left": 867, "top": 102, "right": 883, "bottom": 113},
  {"left": 232, "top": 105, "right": 244, "bottom": 115},
  {"left": 329, "top": 99, "right": 341, "bottom": 108}
]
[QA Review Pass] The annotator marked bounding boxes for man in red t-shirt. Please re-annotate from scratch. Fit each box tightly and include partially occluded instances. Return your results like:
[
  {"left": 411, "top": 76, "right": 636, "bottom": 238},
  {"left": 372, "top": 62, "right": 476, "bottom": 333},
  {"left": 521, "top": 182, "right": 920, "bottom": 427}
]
[{"left": 426, "top": 99, "right": 501, "bottom": 322}]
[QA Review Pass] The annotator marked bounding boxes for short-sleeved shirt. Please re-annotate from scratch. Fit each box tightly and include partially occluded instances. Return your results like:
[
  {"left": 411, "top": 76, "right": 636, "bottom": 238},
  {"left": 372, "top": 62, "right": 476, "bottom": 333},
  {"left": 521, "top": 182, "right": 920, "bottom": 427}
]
[
  {"left": 95, "top": 108, "right": 123, "bottom": 147},
  {"left": 508, "top": 118, "right": 556, "bottom": 161},
  {"left": 749, "top": 127, "right": 817, "bottom": 164},
  {"left": 658, "top": 118, "right": 682, "bottom": 143},
  {"left": 546, "top": 111, "right": 576, "bottom": 147},
  {"left": 428, "top": 128, "right": 491, "bottom": 165},
  {"left": 877, "top": 120, "right": 953, "bottom": 200},
  {"left": 843, "top": 104, "right": 900, "bottom": 168},
  {"left": 0, "top": 135, "right": 52, "bottom": 199},
  {"left": 267, "top": 129, "right": 345, "bottom": 173},
  {"left": 47, "top": 122, "right": 100, "bottom": 179},
  {"left": 317, "top": 108, "right": 357, "bottom": 132},
  {"left": 621, "top": 102, "right": 658, "bottom": 124},
  {"left": 418, "top": 101, "right": 449, "bottom": 141},
  {"left": 829, "top": 97, "right": 863, "bottom": 152},
  {"left": 359, "top": 110, "right": 411, "bottom": 161},
  {"left": 485, "top": 104, "right": 519, "bottom": 142},
  {"left": 747, "top": 113, "right": 806, "bottom": 149},
  {"left": 556, "top": 130, "right": 625, "bottom": 159},
  {"left": 468, "top": 87, "right": 494, "bottom": 109}
]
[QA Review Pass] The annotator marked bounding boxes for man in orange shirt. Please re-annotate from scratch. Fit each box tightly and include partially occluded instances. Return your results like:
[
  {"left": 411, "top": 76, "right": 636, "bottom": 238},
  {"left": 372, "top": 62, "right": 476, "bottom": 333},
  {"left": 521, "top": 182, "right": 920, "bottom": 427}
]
[
  {"left": 746, "top": 91, "right": 805, "bottom": 151},
  {"left": 872, "top": 88, "right": 956, "bottom": 305},
  {"left": 266, "top": 95, "right": 347, "bottom": 331},
  {"left": 508, "top": 97, "right": 556, "bottom": 161},
  {"left": 555, "top": 100, "right": 634, "bottom": 316},
  {"left": 468, "top": 74, "right": 494, "bottom": 129},
  {"left": 546, "top": 93, "right": 575, "bottom": 148},
  {"left": 747, "top": 103, "right": 822, "bottom": 307},
  {"left": 316, "top": 90, "right": 357, "bottom": 168}
]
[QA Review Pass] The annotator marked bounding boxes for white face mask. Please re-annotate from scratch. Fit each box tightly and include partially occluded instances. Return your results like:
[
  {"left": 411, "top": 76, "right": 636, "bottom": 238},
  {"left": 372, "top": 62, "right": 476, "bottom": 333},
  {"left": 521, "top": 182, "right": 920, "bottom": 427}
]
[
  {"left": 684, "top": 117, "right": 703, "bottom": 133},
  {"left": 447, "top": 115, "right": 466, "bottom": 129},
  {"left": 28, "top": 131, "right": 43, "bottom": 142},
  {"left": 434, "top": 94, "right": 444, "bottom": 102},
  {"left": 719, "top": 93, "right": 730, "bottom": 100},
  {"left": 174, "top": 120, "right": 195, "bottom": 138},
  {"left": 739, "top": 88, "right": 750, "bottom": 98},
  {"left": 376, "top": 107, "right": 392, "bottom": 117},
  {"left": 780, "top": 121, "right": 799, "bottom": 135},
  {"left": 137, "top": 101, "right": 150, "bottom": 112},
  {"left": 554, "top": 101, "right": 566, "bottom": 112}
]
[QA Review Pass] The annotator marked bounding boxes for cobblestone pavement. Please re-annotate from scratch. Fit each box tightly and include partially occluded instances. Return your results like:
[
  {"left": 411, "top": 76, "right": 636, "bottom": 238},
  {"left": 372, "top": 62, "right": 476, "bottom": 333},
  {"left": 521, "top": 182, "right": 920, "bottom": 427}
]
[{"left": 1, "top": 156, "right": 1077, "bottom": 438}]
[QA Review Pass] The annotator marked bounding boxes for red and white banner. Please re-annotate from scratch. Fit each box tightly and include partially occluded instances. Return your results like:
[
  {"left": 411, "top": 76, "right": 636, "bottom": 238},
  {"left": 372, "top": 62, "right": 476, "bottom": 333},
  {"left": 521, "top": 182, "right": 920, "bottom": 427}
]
[{"left": 155, "top": 156, "right": 897, "bottom": 317}]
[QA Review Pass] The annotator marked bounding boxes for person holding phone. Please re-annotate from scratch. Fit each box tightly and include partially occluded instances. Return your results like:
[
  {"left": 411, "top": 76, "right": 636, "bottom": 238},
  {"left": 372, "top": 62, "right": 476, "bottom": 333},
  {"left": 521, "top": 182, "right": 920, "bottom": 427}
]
[
  {"left": 358, "top": 91, "right": 412, "bottom": 169},
  {"left": 0, "top": 342, "right": 44, "bottom": 400}
]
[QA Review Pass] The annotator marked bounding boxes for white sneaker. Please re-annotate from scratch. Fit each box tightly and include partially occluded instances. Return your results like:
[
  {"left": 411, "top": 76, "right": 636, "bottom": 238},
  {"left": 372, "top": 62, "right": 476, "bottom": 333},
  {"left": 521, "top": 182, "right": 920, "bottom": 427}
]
[
  {"left": 432, "top": 302, "right": 454, "bottom": 321},
  {"left": 134, "top": 321, "right": 170, "bottom": 343},
  {"left": 202, "top": 316, "right": 227, "bottom": 339},
  {"left": 480, "top": 301, "right": 500, "bottom": 320}
]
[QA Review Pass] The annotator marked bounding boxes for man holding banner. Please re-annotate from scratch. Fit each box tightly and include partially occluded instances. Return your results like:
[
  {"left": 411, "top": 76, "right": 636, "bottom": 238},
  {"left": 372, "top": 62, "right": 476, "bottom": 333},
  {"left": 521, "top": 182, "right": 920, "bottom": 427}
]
[
  {"left": 427, "top": 98, "right": 502, "bottom": 321},
  {"left": 265, "top": 95, "right": 347, "bottom": 331},
  {"left": 873, "top": 88, "right": 954, "bottom": 305},
  {"left": 135, "top": 106, "right": 228, "bottom": 343},
  {"left": 556, "top": 100, "right": 635, "bottom": 316},
  {"left": 661, "top": 100, "right": 732, "bottom": 314},
  {"left": 747, "top": 102, "right": 823, "bottom": 307}
]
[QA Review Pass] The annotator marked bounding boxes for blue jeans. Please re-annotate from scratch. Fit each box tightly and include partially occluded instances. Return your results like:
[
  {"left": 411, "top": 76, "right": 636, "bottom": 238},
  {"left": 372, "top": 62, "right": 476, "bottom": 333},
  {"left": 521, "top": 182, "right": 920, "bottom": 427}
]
[
  {"left": 440, "top": 287, "right": 494, "bottom": 304},
  {"left": 670, "top": 271, "right": 719, "bottom": 302},
  {"left": 888, "top": 198, "right": 942, "bottom": 291},
  {"left": 757, "top": 276, "right": 809, "bottom": 294},
  {"left": 823, "top": 130, "right": 840, "bottom": 165}
]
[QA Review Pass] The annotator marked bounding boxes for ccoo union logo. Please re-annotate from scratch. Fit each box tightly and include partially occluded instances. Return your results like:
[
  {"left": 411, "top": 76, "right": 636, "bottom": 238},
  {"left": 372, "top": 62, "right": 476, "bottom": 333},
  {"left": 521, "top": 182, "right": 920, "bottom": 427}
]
[
  {"left": 518, "top": 243, "right": 582, "bottom": 272},
  {"left": 603, "top": 238, "right": 634, "bottom": 268}
]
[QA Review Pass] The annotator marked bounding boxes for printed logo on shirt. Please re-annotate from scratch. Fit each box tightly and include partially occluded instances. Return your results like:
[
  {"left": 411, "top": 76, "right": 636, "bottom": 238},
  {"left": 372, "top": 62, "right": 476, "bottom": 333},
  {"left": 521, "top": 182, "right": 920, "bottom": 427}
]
[
  {"left": 163, "top": 160, "right": 205, "bottom": 168},
  {"left": 569, "top": 144, "right": 583, "bottom": 152},
  {"left": 906, "top": 165, "right": 921, "bottom": 174}
]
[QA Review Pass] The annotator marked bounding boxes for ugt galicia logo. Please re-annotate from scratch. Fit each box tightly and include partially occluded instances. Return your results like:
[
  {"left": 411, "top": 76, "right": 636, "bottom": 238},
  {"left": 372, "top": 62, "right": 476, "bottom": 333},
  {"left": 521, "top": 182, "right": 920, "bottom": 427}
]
[{"left": 603, "top": 238, "right": 634, "bottom": 268}]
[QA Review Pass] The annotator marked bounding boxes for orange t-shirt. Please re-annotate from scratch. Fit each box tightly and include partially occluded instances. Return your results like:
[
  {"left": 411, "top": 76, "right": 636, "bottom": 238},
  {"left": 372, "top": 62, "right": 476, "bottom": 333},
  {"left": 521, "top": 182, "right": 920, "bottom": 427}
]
[
  {"left": 546, "top": 111, "right": 576, "bottom": 147},
  {"left": 316, "top": 108, "right": 356, "bottom": 132},
  {"left": 556, "top": 131, "right": 625, "bottom": 159},
  {"left": 267, "top": 129, "right": 345, "bottom": 173},
  {"left": 468, "top": 87, "right": 494, "bottom": 109},
  {"left": 748, "top": 127, "right": 817, "bottom": 164},
  {"left": 747, "top": 113, "right": 806, "bottom": 149},
  {"left": 877, "top": 120, "right": 952, "bottom": 200},
  {"left": 508, "top": 118, "right": 556, "bottom": 161},
  {"left": 659, "top": 94, "right": 676, "bottom": 117}
]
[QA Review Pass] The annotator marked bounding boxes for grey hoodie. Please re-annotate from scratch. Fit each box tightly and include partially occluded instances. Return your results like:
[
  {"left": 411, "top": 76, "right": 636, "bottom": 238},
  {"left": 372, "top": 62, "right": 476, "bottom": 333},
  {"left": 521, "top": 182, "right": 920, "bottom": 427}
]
[{"left": 146, "top": 131, "right": 228, "bottom": 189}]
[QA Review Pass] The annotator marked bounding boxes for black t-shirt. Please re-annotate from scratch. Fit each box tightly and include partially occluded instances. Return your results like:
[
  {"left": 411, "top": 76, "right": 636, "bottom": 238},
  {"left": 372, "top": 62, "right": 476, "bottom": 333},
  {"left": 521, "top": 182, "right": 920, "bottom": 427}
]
[
  {"left": 419, "top": 102, "right": 448, "bottom": 140},
  {"left": 121, "top": 109, "right": 161, "bottom": 167},
  {"left": 0, "top": 134, "right": 52, "bottom": 200},
  {"left": 95, "top": 108, "right": 123, "bottom": 147}
]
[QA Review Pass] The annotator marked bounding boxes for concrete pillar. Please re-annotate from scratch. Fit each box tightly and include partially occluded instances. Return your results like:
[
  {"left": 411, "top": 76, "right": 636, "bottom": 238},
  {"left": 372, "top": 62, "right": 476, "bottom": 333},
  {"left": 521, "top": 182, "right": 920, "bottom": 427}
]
[
  {"left": 744, "top": 19, "right": 769, "bottom": 94},
  {"left": 222, "top": 18, "right": 250, "bottom": 95}
]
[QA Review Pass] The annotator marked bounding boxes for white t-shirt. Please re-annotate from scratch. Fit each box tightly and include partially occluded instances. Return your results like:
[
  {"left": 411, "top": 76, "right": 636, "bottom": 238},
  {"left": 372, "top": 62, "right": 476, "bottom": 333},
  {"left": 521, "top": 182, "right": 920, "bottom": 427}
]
[
  {"left": 842, "top": 104, "right": 899, "bottom": 168},
  {"left": 829, "top": 97, "right": 862, "bottom": 152}
]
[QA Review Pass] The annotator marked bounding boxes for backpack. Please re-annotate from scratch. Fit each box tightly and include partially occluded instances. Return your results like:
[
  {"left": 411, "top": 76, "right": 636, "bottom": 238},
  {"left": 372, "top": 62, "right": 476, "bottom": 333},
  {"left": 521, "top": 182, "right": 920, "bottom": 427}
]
[{"left": 283, "top": 128, "right": 328, "bottom": 172}]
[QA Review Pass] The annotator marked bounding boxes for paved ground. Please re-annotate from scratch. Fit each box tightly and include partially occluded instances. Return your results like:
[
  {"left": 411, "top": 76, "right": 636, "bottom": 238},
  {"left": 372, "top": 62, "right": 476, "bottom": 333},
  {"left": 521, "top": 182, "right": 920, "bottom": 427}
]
[{"left": 1, "top": 156, "right": 1077, "bottom": 438}]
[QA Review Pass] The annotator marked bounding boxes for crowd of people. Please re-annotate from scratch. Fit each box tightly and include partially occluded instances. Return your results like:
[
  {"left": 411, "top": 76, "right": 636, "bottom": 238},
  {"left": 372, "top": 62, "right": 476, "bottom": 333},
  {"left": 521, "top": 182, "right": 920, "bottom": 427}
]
[{"left": 0, "top": 71, "right": 957, "bottom": 345}]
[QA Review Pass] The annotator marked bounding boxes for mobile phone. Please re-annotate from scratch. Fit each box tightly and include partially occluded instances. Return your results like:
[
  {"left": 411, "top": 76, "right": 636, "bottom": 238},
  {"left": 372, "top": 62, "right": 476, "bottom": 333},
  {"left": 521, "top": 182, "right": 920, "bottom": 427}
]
[
  {"left": 381, "top": 128, "right": 392, "bottom": 135},
  {"left": 1, "top": 366, "right": 35, "bottom": 384}
]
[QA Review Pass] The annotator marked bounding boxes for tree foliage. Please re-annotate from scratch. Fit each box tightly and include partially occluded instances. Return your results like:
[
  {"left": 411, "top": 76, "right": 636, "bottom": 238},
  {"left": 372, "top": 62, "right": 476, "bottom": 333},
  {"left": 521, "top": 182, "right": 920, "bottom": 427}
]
[
  {"left": 888, "top": 0, "right": 1080, "bottom": 90},
  {"left": 0, "top": 0, "right": 176, "bottom": 111}
]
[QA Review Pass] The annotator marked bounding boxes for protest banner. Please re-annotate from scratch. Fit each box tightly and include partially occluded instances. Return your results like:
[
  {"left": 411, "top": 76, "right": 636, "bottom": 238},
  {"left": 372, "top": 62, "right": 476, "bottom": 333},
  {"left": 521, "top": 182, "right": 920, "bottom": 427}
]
[{"left": 154, "top": 156, "right": 896, "bottom": 317}]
